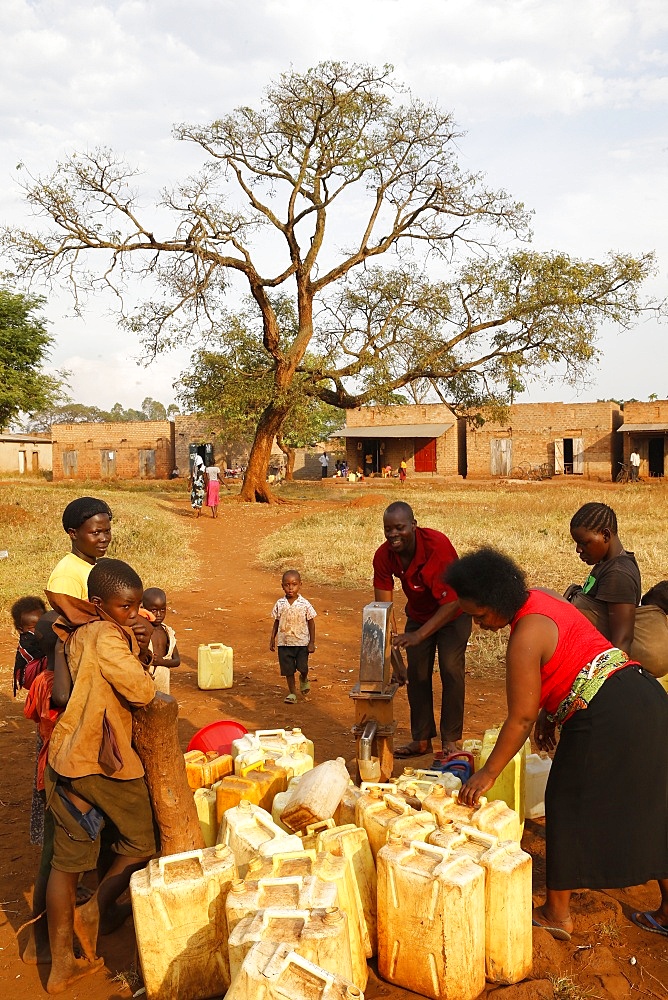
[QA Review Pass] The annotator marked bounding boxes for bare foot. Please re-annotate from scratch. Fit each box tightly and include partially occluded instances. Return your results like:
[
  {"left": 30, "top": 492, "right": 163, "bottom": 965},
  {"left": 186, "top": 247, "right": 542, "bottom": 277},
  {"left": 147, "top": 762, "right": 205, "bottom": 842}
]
[
  {"left": 73, "top": 896, "right": 100, "bottom": 962},
  {"left": 441, "top": 741, "right": 462, "bottom": 756},
  {"left": 47, "top": 955, "right": 104, "bottom": 994},
  {"left": 533, "top": 904, "right": 574, "bottom": 937},
  {"left": 20, "top": 920, "right": 51, "bottom": 965}
]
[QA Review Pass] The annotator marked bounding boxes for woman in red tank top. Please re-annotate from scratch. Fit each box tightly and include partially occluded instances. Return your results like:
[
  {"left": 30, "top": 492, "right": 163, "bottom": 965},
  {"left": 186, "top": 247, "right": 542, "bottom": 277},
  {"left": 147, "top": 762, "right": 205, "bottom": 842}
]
[{"left": 445, "top": 547, "right": 668, "bottom": 942}]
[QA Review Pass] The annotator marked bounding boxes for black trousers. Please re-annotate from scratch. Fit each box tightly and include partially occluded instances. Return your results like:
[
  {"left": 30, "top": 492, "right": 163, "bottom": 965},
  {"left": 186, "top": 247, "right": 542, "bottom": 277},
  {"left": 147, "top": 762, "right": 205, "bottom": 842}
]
[{"left": 405, "top": 612, "right": 472, "bottom": 744}]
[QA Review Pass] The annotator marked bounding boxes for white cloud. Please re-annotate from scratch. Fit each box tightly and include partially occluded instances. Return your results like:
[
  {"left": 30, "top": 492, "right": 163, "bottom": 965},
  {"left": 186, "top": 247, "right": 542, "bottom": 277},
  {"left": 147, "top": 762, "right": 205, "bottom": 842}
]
[{"left": 1, "top": 0, "right": 667, "bottom": 407}]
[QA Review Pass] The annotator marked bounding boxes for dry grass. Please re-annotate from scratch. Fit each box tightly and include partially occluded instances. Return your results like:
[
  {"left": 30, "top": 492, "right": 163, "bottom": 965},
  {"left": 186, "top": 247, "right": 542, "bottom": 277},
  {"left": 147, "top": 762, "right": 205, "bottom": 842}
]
[
  {"left": 258, "top": 480, "right": 668, "bottom": 678},
  {"left": 547, "top": 974, "right": 601, "bottom": 1000},
  {"left": 0, "top": 482, "right": 196, "bottom": 629}
]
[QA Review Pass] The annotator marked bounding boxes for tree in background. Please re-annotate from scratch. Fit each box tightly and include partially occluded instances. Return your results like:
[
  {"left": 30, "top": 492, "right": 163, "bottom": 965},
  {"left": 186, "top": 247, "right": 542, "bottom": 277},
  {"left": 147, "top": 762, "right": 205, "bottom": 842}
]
[
  {"left": 177, "top": 297, "right": 344, "bottom": 479},
  {"left": 3, "top": 62, "right": 661, "bottom": 500},
  {"left": 24, "top": 397, "right": 179, "bottom": 432},
  {"left": 0, "top": 288, "right": 64, "bottom": 429}
]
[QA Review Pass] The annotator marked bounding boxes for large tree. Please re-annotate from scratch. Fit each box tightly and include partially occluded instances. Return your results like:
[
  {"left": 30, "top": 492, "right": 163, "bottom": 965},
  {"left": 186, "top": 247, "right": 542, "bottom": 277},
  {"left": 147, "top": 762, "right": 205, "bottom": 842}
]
[
  {"left": 177, "top": 296, "right": 344, "bottom": 479},
  {"left": 0, "top": 288, "right": 63, "bottom": 428},
  {"left": 2, "top": 62, "right": 660, "bottom": 499}
]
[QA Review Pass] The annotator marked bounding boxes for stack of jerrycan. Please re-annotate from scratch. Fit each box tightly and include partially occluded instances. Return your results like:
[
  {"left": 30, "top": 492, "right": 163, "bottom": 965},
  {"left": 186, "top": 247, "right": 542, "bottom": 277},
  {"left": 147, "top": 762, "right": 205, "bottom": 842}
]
[
  {"left": 240, "top": 848, "right": 370, "bottom": 992},
  {"left": 422, "top": 787, "right": 522, "bottom": 842},
  {"left": 316, "top": 823, "right": 377, "bottom": 957},
  {"left": 197, "top": 642, "right": 233, "bottom": 689},
  {"left": 217, "top": 800, "right": 302, "bottom": 875},
  {"left": 226, "top": 941, "right": 363, "bottom": 1000},
  {"left": 479, "top": 727, "right": 531, "bottom": 831},
  {"left": 448, "top": 825, "right": 533, "bottom": 984},
  {"left": 232, "top": 727, "right": 315, "bottom": 770},
  {"left": 183, "top": 750, "right": 234, "bottom": 847},
  {"left": 377, "top": 838, "right": 486, "bottom": 1000},
  {"left": 130, "top": 845, "right": 238, "bottom": 1000},
  {"left": 225, "top": 871, "right": 338, "bottom": 936},
  {"left": 213, "top": 758, "right": 288, "bottom": 828}
]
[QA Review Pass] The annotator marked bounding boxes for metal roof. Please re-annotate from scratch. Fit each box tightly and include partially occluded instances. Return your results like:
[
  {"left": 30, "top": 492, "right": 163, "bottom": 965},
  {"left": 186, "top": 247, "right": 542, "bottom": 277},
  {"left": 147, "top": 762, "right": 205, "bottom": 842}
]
[
  {"left": 617, "top": 423, "right": 668, "bottom": 433},
  {"left": 338, "top": 423, "right": 453, "bottom": 439}
]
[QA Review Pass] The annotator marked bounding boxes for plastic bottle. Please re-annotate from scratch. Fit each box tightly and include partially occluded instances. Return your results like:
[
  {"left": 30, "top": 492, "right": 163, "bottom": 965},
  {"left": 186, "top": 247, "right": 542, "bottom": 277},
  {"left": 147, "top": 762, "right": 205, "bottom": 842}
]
[
  {"left": 525, "top": 753, "right": 552, "bottom": 820},
  {"left": 225, "top": 940, "right": 364, "bottom": 1000},
  {"left": 130, "top": 844, "right": 238, "bottom": 999},
  {"left": 377, "top": 838, "right": 485, "bottom": 1000},
  {"left": 280, "top": 758, "right": 351, "bottom": 832},
  {"left": 197, "top": 642, "right": 233, "bottom": 689}
]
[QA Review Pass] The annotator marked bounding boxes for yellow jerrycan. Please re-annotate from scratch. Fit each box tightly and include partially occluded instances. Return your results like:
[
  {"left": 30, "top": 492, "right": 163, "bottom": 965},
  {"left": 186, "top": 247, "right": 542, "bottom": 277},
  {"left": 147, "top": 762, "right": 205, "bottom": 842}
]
[
  {"left": 462, "top": 739, "right": 483, "bottom": 770},
  {"left": 300, "top": 819, "right": 337, "bottom": 852},
  {"left": 225, "top": 939, "right": 364, "bottom": 1000},
  {"left": 423, "top": 788, "right": 522, "bottom": 842},
  {"left": 228, "top": 907, "right": 354, "bottom": 988},
  {"left": 387, "top": 810, "right": 437, "bottom": 847},
  {"left": 280, "top": 758, "right": 350, "bottom": 832},
  {"left": 225, "top": 873, "right": 338, "bottom": 936},
  {"left": 333, "top": 783, "right": 362, "bottom": 826},
  {"left": 193, "top": 787, "right": 218, "bottom": 847},
  {"left": 411, "top": 767, "right": 462, "bottom": 793},
  {"left": 130, "top": 845, "right": 238, "bottom": 1000},
  {"left": 213, "top": 774, "right": 264, "bottom": 827},
  {"left": 238, "top": 758, "right": 288, "bottom": 812},
  {"left": 184, "top": 749, "right": 233, "bottom": 790},
  {"left": 377, "top": 838, "right": 485, "bottom": 1000},
  {"left": 218, "top": 800, "right": 302, "bottom": 875},
  {"left": 427, "top": 826, "right": 468, "bottom": 852},
  {"left": 356, "top": 792, "right": 417, "bottom": 860},
  {"left": 479, "top": 728, "right": 530, "bottom": 828},
  {"left": 197, "top": 642, "right": 233, "bottom": 689},
  {"left": 456, "top": 826, "right": 533, "bottom": 985},
  {"left": 316, "top": 823, "right": 377, "bottom": 957}
]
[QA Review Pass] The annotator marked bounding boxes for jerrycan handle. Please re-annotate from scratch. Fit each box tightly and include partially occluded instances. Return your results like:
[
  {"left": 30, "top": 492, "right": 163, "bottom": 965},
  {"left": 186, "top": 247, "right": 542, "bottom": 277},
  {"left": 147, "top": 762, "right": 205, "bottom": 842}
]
[
  {"left": 259, "top": 907, "right": 310, "bottom": 927},
  {"left": 205, "top": 643, "right": 227, "bottom": 651},
  {"left": 271, "top": 848, "right": 317, "bottom": 871},
  {"left": 451, "top": 789, "right": 487, "bottom": 807},
  {"left": 256, "top": 729, "right": 287, "bottom": 738},
  {"left": 239, "top": 759, "right": 265, "bottom": 777},
  {"left": 303, "top": 819, "right": 336, "bottom": 836},
  {"left": 258, "top": 875, "right": 305, "bottom": 891},
  {"left": 457, "top": 824, "right": 497, "bottom": 848},
  {"left": 383, "top": 793, "right": 412, "bottom": 814},
  {"left": 273, "top": 948, "right": 335, "bottom": 989},
  {"left": 360, "top": 781, "right": 395, "bottom": 792},
  {"left": 157, "top": 849, "right": 204, "bottom": 881},
  {"left": 411, "top": 839, "right": 451, "bottom": 860}
]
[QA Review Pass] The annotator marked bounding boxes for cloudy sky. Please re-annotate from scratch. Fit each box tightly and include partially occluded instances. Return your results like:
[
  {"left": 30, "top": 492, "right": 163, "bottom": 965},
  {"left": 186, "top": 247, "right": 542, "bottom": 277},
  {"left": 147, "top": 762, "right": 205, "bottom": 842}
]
[{"left": 1, "top": 0, "right": 667, "bottom": 411}]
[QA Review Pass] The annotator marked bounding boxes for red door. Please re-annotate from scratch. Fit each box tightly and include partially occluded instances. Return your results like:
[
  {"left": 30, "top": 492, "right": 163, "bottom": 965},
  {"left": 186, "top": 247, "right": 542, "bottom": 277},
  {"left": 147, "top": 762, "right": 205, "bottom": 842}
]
[{"left": 413, "top": 438, "right": 437, "bottom": 473}]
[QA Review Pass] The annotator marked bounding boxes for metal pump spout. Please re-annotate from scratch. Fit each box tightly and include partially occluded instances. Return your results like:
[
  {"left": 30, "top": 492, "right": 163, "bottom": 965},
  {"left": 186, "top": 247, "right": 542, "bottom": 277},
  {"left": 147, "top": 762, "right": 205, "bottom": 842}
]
[{"left": 358, "top": 719, "right": 378, "bottom": 761}]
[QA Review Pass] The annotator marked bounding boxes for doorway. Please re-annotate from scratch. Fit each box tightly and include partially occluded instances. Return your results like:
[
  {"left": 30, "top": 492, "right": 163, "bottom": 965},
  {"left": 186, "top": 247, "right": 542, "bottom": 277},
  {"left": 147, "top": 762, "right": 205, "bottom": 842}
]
[
  {"left": 648, "top": 437, "right": 665, "bottom": 477},
  {"left": 414, "top": 438, "right": 437, "bottom": 473},
  {"left": 189, "top": 442, "right": 214, "bottom": 471},
  {"left": 362, "top": 439, "right": 381, "bottom": 475}
]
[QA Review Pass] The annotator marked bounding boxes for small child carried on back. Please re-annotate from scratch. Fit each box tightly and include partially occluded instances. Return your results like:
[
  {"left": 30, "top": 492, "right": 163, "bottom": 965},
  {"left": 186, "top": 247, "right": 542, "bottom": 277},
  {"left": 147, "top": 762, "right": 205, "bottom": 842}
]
[
  {"left": 269, "top": 570, "right": 316, "bottom": 704},
  {"left": 141, "top": 587, "right": 180, "bottom": 695}
]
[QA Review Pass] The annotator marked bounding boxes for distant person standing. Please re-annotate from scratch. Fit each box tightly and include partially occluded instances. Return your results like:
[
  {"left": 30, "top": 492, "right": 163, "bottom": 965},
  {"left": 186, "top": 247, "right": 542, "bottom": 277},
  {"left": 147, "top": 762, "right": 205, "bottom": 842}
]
[
  {"left": 205, "top": 462, "right": 221, "bottom": 518},
  {"left": 319, "top": 451, "right": 329, "bottom": 479},
  {"left": 630, "top": 450, "right": 640, "bottom": 482},
  {"left": 189, "top": 455, "right": 205, "bottom": 517},
  {"left": 399, "top": 458, "right": 407, "bottom": 485}
]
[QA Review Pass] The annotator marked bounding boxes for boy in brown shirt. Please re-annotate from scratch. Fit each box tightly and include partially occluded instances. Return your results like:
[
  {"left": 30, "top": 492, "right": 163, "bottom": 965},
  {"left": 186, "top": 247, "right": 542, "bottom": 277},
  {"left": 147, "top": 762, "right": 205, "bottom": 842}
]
[{"left": 45, "top": 559, "right": 157, "bottom": 995}]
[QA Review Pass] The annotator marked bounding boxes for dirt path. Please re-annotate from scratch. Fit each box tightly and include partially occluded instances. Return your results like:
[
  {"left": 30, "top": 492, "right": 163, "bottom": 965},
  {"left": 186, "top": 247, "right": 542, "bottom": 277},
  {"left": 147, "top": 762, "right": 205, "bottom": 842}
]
[{"left": 0, "top": 493, "right": 666, "bottom": 998}]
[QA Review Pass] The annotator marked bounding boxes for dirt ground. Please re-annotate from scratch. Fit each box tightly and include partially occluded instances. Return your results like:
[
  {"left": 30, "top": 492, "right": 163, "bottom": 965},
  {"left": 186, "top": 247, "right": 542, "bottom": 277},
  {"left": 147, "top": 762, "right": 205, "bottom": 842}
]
[{"left": 0, "top": 490, "right": 667, "bottom": 999}]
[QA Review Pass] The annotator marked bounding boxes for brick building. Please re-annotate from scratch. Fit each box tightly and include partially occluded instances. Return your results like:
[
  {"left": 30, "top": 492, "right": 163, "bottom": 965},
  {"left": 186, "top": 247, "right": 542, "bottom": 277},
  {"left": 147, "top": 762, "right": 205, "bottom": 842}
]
[
  {"left": 464, "top": 401, "right": 623, "bottom": 480},
  {"left": 51, "top": 421, "right": 175, "bottom": 480},
  {"left": 340, "top": 403, "right": 459, "bottom": 477},
  {"left": 618, "top": 399, "right": 668, "bottom": 478}
]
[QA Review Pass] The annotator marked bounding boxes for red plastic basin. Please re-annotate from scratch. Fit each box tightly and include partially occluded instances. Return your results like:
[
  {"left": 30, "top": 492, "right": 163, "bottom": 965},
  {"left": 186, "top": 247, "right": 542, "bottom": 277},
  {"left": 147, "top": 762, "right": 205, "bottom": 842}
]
[{"left": 187, "top": 720, "right": 248, "bottom": 756}]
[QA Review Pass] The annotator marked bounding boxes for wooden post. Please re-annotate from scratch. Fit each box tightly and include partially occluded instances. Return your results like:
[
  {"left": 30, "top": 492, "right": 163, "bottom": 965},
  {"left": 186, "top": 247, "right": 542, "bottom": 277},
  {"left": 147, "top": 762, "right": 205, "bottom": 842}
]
[{"left": 132, "top": 693, "right": 205, "bottom": 855}]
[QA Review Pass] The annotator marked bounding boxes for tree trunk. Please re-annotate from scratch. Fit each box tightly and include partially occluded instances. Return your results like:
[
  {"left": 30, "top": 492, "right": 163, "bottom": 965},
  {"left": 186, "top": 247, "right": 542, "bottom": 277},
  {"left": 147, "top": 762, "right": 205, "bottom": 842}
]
[
  {"left": 240, "top": 401, "right": 291, "bottom": 503},
  {"left": 276, "top": 431, "right": 295, "bottom": 481},
  {"left": 132, "top": 693, "right": 205, "bottom": 855}
]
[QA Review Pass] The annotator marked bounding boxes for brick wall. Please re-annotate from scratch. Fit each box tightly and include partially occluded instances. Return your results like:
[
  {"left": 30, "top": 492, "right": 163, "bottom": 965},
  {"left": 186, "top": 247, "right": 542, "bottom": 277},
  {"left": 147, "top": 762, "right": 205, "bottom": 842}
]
[
  {"left": 619, "top": 400, "right": 668, "bottom": 477},
  {"left": 52, "top": 421, "right": 175, "bottom": 480},
  {"left": 343, "top": 403, "right": 459, "bottom": 477},
  {"left": 464, "top": 402, "right": 622, "bottom": 480}
]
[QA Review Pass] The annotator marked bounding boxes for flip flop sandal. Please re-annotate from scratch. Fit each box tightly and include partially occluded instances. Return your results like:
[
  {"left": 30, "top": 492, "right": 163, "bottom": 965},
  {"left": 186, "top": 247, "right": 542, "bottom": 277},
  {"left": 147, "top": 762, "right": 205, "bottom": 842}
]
[
  {"left": 630, "top": 911, "right": 668, "bottom": 937},
  {"left": 532, "top": 918, "right": 571, "bottom": 942},
  {"left": 284, "top": 693, "right": 298, "bottom": 704},
  {"left": 394, "top": 743, "right": 432, "bottom": 759},
  {"left": 300, "top": 679, "right": 311, "bottom": 694}
]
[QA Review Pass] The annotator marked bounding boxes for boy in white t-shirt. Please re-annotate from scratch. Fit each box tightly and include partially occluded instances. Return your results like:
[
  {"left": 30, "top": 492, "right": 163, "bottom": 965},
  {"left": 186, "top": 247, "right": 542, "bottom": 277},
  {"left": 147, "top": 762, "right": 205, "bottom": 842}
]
[{"left": 269, "top": 570, "right": 316, "bottom": 704}]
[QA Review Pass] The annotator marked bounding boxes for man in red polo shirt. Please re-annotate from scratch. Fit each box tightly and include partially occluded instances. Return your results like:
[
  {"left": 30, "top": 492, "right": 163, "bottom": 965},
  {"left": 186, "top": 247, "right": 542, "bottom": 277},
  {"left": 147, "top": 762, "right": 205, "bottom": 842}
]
[{"left": 373, "top": 501, "right": 471, "bottom": 757}]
